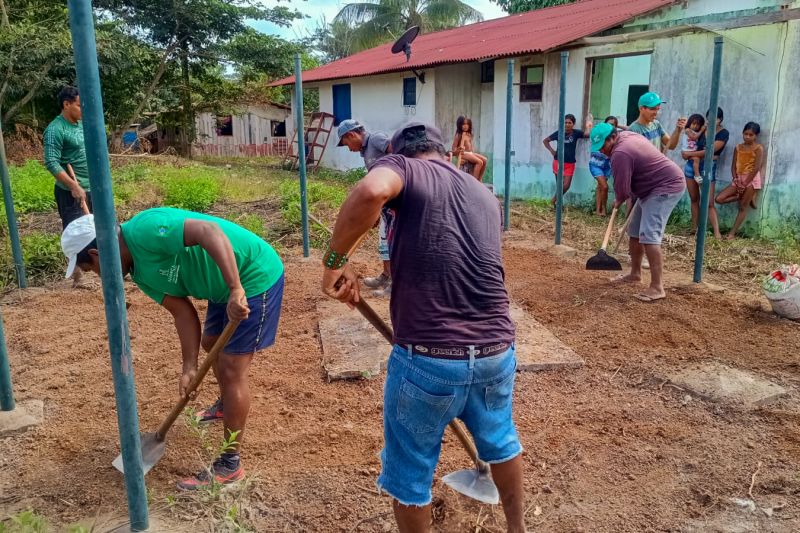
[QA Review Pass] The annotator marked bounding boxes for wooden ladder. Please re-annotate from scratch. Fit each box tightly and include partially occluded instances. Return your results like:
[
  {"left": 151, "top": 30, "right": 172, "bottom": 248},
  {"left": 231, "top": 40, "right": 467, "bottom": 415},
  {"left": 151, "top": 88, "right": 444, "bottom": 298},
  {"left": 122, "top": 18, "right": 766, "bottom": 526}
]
[{"left": 282, "top": 111, "right": 336, "bottom": 172}]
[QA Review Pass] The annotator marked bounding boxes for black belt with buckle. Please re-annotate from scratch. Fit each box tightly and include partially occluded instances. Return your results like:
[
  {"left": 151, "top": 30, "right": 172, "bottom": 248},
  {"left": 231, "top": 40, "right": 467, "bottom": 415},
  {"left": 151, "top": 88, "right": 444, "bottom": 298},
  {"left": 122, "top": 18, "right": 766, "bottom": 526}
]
[{"left": 409, "top": 342, "right": 511, "bottom": 360}]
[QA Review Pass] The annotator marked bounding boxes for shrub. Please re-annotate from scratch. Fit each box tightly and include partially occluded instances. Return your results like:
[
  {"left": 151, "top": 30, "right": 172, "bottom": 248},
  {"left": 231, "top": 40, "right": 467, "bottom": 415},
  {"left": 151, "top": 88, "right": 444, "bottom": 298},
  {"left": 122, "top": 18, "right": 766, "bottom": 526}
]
[
  {"left": 278, "top": 179, "right": 346, "bottom": 226},
  {"left": 21, "top": 232, "right": 65, "bottom": 284},
  {"left": 5, "top": 161, "right": 55, "bottom": 214},
  {"left": 162, "top": 175, "right": 220, "bottom": 212}
]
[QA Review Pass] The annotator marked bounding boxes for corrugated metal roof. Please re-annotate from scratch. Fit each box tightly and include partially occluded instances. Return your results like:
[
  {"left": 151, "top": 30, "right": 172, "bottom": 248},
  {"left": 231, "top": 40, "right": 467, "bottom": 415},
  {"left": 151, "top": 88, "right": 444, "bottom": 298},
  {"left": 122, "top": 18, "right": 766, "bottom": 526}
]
[{"left": 271, "top": 0, "right": 674, "bottom": 86}]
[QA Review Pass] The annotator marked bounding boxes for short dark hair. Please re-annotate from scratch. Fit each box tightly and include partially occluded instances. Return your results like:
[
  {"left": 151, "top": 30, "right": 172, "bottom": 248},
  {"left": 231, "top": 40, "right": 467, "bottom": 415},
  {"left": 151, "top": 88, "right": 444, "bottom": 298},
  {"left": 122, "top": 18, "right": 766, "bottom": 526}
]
[
  {"left": 58, "top": 86, "right": 80, "bottom": 109},
  {"left": 399, "top": 141, "right": 446, "bottom": 158},
  {"left": 743, "top": 121, "right": 761, "bottom": 135},
  {"left": 687, "top": 113, "right": 706, "bottom": 129},
  {"left": 565, "top": 114, "right": 576, "bottom": 123},
  {"left": 604, "top": 116, "right": 618, "bottom": 125},
  {"left": 706, "top": 106, "right": 724, "bottom": 122},
  {"left": 76, "top": 238, "right": 97, "bottom": 266}
]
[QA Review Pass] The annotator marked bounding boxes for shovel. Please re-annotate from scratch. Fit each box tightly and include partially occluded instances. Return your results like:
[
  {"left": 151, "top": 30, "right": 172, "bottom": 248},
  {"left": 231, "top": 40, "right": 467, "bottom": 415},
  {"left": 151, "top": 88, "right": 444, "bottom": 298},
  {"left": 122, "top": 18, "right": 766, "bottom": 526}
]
[
  {"left": 586, "top": 206, "right": 622, "bottom": 271},
  {"left": 113, "top": 319, "right": 240, "bottom": 474},
  {"left": 352, "top": 297, "right": 500, "bottom": 505}
]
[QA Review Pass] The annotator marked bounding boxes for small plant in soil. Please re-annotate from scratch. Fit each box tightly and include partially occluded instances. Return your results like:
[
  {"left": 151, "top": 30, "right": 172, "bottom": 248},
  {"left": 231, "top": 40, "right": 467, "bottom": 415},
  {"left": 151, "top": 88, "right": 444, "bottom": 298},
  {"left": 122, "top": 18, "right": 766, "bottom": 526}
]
[{"left": 0, "top": 509, "right": 48, "bottom": 533}]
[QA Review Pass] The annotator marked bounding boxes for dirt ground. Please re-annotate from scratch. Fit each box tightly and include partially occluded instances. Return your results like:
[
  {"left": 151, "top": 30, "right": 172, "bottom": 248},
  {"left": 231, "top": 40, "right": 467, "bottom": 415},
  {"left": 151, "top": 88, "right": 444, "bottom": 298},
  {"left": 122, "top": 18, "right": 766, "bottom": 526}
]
[{"left": 1, "top": 229, "right": 799, "bottom": 532}]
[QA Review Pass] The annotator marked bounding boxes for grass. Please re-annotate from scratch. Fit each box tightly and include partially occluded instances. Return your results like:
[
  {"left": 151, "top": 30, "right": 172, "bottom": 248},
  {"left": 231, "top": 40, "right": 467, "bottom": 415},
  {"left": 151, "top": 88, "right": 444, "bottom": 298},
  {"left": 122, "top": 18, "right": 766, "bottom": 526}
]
[
  {"left": 0, "top": 510, "right": 48, "bottom": 533},
  {"left": 4, "top": 160, "right": 56, "bottom": 214}
]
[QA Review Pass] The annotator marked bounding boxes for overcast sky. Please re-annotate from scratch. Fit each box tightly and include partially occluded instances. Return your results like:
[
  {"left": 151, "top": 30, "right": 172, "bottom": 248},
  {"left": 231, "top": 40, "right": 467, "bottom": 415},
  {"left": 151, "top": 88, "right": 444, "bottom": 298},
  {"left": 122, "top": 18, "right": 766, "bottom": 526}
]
[{"left": 249, "top": 0, "right": 508, "bottom": 41}]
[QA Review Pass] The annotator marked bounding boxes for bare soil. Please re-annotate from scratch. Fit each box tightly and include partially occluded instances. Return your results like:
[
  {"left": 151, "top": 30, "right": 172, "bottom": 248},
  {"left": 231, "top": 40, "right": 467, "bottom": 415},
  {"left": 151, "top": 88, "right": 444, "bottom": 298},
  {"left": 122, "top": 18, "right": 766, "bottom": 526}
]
[{"left": 1, "top": 232, "right": 799, "bottom": 532}]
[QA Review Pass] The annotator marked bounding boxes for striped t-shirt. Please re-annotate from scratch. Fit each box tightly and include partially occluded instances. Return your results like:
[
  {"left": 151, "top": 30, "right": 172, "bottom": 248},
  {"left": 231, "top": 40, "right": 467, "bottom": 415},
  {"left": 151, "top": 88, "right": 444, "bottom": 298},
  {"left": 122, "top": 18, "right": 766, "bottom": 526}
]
[{"left": 629, "top": 120, "right": 666, "bottom": 151}]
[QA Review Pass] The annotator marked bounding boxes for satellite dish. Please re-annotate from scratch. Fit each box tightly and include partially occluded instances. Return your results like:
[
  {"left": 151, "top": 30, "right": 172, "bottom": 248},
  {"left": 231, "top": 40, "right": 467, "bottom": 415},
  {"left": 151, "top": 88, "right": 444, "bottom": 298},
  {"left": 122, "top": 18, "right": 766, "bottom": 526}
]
[{"left": 391, "top": 26, "right": 420, "bottom": 62}]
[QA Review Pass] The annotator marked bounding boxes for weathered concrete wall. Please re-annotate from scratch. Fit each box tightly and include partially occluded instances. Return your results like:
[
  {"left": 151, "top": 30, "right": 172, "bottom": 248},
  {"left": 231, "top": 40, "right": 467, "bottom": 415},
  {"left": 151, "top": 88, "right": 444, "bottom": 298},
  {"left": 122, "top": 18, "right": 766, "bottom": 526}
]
[{"left": 291, "top": 71, "right": 436, "bottom": 170}]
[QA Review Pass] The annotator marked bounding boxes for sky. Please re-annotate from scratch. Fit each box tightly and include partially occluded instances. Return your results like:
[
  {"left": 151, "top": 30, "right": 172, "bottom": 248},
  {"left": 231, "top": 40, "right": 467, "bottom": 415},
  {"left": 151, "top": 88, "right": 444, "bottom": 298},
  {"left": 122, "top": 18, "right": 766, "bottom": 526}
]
[{"left": 248, "top": 0, "right": 508, "bottom": 41}]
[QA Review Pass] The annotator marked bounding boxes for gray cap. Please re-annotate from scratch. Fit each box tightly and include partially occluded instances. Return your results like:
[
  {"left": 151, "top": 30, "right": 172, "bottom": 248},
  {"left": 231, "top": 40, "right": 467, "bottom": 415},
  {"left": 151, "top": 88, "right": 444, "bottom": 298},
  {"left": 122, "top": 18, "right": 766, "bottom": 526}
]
[
  {"left": 336, "top": 119, "right": 363, "bottom": 146},
  {"left": 390, "top": 122, "right": 445, "bottom": 155}
]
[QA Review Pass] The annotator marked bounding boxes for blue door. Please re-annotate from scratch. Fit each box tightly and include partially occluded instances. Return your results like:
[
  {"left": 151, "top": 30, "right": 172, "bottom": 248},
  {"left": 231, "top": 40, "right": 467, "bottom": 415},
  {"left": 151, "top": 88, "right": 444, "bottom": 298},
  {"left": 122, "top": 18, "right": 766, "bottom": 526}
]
[{"left": 332, "top": 84, "right": 351, "bottom": 126}]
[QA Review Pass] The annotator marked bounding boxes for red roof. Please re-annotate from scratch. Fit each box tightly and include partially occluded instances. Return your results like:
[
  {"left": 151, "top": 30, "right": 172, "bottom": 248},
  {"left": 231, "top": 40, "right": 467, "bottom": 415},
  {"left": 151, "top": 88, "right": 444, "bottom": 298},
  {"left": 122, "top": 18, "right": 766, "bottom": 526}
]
[{"left": 271, "top": 0, "right": 673, "bottom": 86}]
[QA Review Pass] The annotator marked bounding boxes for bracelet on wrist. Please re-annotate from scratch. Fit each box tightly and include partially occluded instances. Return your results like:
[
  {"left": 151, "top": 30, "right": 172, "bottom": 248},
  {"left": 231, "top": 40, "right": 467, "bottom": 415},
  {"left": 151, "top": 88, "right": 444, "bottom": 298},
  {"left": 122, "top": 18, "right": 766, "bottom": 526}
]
[{"left": 322, "top": 247, "right": 348, "bottom": 269}]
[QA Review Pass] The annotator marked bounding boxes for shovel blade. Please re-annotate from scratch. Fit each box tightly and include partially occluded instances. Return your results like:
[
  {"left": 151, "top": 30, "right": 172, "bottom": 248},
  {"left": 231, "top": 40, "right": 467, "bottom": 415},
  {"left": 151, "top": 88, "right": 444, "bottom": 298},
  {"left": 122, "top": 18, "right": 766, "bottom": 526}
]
[
  {"left": 442, "top": 469, "right": 500, "bottom": 505},
  {"left": 112, "top": 432, "right": 165, "bottom": 475},
  {"left": 586, "top": 250, "right": 622, "bottom": 271}
]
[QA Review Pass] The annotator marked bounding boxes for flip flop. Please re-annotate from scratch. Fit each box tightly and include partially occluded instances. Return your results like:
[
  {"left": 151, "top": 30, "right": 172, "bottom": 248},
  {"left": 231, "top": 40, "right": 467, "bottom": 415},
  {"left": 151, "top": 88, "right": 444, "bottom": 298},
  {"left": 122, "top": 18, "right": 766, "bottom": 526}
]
[
  {"left": 635, "top": 293, "right": 666, "bottom": 303},
  {"left": 610, "top": 274, "right": 641, "bottom": 284}
]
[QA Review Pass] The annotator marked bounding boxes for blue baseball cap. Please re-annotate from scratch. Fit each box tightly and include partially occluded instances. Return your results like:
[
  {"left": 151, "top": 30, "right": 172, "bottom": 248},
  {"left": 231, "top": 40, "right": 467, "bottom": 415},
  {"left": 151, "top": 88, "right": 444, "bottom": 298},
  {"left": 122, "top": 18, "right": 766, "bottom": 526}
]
[
  {"left": 638, "top": 92, "right": 666, "bottom": 108},
  {"left": 336, "top": 119, "right": 363, "bottom": 146},
  {"left": 590, "top": 123, "right": 615, "bottom": 152}
]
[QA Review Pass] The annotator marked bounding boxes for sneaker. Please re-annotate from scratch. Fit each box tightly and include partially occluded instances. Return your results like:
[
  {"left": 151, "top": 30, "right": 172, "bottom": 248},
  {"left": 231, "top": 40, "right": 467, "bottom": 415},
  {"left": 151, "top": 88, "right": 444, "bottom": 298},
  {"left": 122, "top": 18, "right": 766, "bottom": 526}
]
[
  {"left": 176, "top": 456, "right": 244, "bottom": 491},
  {"left": 363, "top": 273, "right": 390, "bottom": 289},
  {"left": 197, "top": 398, "right": 224, "bottom": 423},
  {"left": 372, "top": 283, "right": 392, "bottom": 298}
]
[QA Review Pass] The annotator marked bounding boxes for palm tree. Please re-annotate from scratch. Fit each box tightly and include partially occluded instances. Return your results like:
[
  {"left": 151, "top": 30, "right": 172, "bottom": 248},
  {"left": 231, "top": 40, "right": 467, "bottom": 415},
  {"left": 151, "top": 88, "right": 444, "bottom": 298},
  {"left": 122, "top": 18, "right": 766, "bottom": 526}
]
[{"left": 334, "top": 0, "right": 484, "bottom": 53}]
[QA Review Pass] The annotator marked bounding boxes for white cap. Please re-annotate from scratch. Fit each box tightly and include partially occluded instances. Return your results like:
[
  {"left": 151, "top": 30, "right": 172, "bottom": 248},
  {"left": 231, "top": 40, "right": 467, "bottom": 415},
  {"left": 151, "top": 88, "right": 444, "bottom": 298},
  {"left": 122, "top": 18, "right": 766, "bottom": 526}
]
[{"left": 61, "top": 214, "right": 96, "bottom": 278}]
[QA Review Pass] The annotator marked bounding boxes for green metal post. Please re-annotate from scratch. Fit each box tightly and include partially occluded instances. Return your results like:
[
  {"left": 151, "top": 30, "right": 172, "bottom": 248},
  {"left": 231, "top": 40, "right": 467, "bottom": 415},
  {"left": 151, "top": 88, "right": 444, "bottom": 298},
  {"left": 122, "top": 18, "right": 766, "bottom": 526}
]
[
  {"left": 555, "top": 51, "right": 568, "bottom": 245},
  {"left": 503, "top": 59, "right": 513, "bottom": 231},
  {"left": 0, "top": 309, "right": 14, "bottom": 411},
  {"left": 693, "top": 37, "right": 723, "bottom": 283},
  {"left": 294, "top": 54, "right": 310, "bottom": 257},
  {"left": 67, "top": 0, "right": 149, "bottom": 530},
  {"left": 0, "top": 124, "right": 28, "bottom": 288}
]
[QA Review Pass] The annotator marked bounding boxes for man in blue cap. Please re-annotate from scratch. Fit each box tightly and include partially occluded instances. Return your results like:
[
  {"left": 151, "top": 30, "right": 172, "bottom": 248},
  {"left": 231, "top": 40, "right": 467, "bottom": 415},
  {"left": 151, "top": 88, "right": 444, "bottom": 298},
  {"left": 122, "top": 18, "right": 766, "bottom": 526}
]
[
  {"left": 590, "top": 122, "right": 685, "bottom": 303},
  {"left": 629, "top": 92, "right": 686, "bottom": 153},
  {"left": 337, "top": 119, "right": 394, "bottom": 296}
]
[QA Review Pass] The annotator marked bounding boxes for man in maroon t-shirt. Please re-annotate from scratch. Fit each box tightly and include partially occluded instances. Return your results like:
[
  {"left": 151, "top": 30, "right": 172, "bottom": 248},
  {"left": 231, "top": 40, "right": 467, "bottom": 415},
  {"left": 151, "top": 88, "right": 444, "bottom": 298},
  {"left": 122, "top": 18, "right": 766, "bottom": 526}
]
[
  {"left": 321, "top": 122, "right": 525, "bottom": 532},
  {"left": 591, "top": 123, "right": 686, "bottom": 302}
]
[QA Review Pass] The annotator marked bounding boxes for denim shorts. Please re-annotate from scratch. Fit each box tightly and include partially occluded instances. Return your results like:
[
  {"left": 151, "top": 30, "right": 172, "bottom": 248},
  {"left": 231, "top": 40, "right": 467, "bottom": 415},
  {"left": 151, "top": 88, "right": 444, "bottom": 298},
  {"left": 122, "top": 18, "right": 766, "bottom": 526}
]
[
  {"left": 203, "top": 275, "right": 284, "bottom": 355},
  {"left": 377, "top": 344, "right": 522, "bottom": 506},
  {"left": 628, "top": 192, "right": 683, "bottom": 245},
  {"left": 684, "top": 160, "right": 717, "bottom": 182}
]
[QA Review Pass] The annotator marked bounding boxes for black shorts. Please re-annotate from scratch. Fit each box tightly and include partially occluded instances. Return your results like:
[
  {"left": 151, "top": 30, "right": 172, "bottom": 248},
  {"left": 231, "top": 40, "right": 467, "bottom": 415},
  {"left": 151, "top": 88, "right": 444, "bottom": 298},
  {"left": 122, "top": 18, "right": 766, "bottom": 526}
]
[{"left": 55, "top": 185, "right": 92, "bottom": 229}]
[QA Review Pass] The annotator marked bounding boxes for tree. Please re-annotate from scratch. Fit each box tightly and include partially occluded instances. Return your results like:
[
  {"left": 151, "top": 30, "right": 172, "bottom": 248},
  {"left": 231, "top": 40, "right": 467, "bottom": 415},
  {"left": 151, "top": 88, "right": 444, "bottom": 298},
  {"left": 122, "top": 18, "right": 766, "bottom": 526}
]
[
  {"left": 490, "top": 0, "right": 576, "bottom": 14},
  {"left": 302, "top": 17, "right": 357, "bottom": 63},
  {"left": 333, "top": 0, "right": 483, "bottom": 53}
]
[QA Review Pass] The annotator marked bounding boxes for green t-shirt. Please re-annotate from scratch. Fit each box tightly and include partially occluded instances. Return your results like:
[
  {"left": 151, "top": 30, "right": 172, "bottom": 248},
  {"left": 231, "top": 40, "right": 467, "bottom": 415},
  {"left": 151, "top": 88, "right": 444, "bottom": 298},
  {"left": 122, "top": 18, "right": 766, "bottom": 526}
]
[
  {"left": 121, "top": 208, "right": 283, "bottom": 304},
  {"left": 43, "top": 115, "right": 91, "bottom": 191}
]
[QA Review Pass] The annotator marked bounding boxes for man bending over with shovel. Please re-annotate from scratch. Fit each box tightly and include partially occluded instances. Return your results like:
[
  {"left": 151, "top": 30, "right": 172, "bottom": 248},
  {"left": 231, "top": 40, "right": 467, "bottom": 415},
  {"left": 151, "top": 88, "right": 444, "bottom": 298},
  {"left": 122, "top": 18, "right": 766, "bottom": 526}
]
[
  {"left": 60, "top": 208, "right": 284, "bottom": 489},
  {"left": 322, "top": 122, "right": 525, "bottom": 532},
  {"left": 591, "top": 122, "right": 686, "bottom": 302}
]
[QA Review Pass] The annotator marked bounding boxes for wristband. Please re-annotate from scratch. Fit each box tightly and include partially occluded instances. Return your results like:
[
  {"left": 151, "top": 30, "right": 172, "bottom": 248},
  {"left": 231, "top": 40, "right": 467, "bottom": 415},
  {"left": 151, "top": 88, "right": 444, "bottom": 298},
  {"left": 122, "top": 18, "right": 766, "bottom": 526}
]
[{"left": 323, "top": 247, "right": 348, "bottom": 270}]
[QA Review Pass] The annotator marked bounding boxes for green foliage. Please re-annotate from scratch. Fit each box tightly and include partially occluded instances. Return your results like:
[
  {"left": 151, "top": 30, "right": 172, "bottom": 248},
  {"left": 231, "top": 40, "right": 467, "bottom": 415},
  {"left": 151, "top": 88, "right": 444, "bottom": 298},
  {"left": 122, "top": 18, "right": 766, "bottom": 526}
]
[
  {"left": 0, "top": 509, "right": 48, "bottom": 533},
  {"left": 231, "top": 213, "right": 266, "bottom": 237},
  {"left": 157, "top": 165, "right": 221, "bottom": 211},
  {"left": 5, "top": 160, "right": 55, "bottom": 213},
  {"left": 491, "top": 0, "right": 576, "bottom": 14},
  {"left": 21, "top": 232, "right": 64, "bottom": 283},
  {"left": 66, "top": 526, "right": 90, "bottom": 533},
  {"left": 278, "top": 179, "right": 346, "bottom": 227},
  {"left": 314, "top": 166, "right": 366, "bottom": 184}
]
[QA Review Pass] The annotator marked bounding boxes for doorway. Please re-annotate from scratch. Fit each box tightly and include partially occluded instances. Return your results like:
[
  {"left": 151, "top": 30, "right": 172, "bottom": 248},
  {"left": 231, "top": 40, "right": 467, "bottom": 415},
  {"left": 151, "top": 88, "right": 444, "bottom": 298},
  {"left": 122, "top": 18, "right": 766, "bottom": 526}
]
[{"left": 585, "top": 53, "right": 651, "bottom": 127}]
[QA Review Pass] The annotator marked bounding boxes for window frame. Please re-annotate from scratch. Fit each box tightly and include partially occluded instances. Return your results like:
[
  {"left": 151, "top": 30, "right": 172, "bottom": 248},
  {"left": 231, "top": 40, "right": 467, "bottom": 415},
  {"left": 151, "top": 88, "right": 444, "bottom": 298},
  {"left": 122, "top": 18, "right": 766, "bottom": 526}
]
[
  {"left": 402, "top": 77, "right": 417, "bottom": 107},
  {"left": 480, "top": 61, "right": 495, "bottom": 84},
  {"left": 215, "top": 115, "right": 234, "bottom": 137},
  {"left": 519, "top": 65, "right": 544, "bottom": 103}
]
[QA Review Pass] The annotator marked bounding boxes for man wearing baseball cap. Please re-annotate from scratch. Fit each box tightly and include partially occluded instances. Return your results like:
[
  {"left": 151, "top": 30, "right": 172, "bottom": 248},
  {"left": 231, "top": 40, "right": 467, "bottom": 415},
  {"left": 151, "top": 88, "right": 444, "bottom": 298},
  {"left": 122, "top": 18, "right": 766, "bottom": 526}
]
[
  {"left": 337, "top": 119, "right": 395, "bottom": 297},
  {"left": 590, "top": 122, "right": 686, "bottom": 302},
  {"left": 61, "top": 208, "right": 284, "bottom": 490},
  {"left": 629, "top": 91, "right": 686, "bottom": 153},
  {"left": 322, "top": 122, "right": 525, "bottom": 532}
]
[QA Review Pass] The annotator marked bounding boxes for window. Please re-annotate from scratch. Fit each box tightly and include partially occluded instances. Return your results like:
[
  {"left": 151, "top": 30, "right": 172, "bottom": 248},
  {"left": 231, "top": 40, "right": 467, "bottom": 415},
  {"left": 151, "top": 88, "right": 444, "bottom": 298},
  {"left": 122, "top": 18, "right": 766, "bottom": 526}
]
[
  {"left": 481, "top": 61, "right": 495, "bottom": 84},
  {"left": 520, "top": 65, "right": 544, "bottom": 102},
  {"left": 403, "top": 77, "right": 416, "bottom": 106},
  {"left": 216, "top": 115, "right": 233, "bottom": 136},
  {"left": 332, "top": 84, "right": 352, "bottom": 126}
]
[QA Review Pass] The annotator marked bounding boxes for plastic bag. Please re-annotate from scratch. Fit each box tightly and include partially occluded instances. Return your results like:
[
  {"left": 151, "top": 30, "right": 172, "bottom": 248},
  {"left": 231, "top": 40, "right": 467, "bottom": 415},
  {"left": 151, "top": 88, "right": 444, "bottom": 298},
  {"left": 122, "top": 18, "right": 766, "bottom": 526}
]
[{"left": 763, "top": 264, "right": 800, "bottom": 294}]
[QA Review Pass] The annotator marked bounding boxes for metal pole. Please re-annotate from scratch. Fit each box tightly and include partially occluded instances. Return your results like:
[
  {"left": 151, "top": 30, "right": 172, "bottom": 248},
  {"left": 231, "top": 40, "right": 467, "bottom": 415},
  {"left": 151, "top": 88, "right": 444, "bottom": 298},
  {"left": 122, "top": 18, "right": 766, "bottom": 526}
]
[
  {"left": 67, "top": 1, "right": 149, "bottom": 530},
  {"left": 0, "top": 309, "right": 14, "bottom": 411},
  {"left": 0, "top": 124, "right": 28, "bottom": 288},
  {"left": 693, "top": 37, "right": 723, "bottom": 283},
  {"left": 503, "top": 59, "right": 513, "bottom": 231},
  {"left": 294, "top": 54, "right": 310, "bottom": 257},
  {"left": 555, "top": 51, "right": 568, "bottom": 245}
]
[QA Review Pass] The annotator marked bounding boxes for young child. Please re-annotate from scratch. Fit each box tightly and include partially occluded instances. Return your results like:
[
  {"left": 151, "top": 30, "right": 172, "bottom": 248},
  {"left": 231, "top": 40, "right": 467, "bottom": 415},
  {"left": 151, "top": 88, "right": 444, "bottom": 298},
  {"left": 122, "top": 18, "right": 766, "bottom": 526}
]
[
  {"left": 715, "top": 122, "right": 764, "bottom": 239},
  {"left": 680, "top": 114, "right": 706, "bottom": 183},
  {"left": 604, "top": 116, "right": 628, "bottom": 132},
  {"left": 542, "top": 114, "right": 590, "bottom": 205},
  {"left": 450, "top": 116, "right": 488, "bottom": 181}
]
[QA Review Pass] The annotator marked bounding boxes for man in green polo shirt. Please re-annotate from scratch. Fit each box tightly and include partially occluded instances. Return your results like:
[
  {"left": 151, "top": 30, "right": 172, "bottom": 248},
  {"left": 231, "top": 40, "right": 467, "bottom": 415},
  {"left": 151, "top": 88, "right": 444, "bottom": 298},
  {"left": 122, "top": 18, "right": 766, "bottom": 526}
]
[
  {"left": 44, "top": 86, "right": 93, "bottom": 287},
  {"left": 60, "top": 207, "right": 285, "bottom": 490}
]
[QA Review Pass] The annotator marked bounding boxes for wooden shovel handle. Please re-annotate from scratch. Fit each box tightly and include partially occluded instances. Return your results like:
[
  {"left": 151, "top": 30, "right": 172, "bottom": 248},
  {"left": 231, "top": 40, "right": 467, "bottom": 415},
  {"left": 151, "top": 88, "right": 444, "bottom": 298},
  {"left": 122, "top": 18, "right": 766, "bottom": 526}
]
[
  {"left": 600, "top": 206, "right": 619, "bottom": 251},
  {"left": 156, "top": 319, "right": 240, "bottom": 439},
  {"left": 66, "top": 164, "right": 90, "bottom": 215},
  {"left": 612, "top": 200, "right": 639, "bottom": 254},
  {"left": 352, "top": 298, "right": 491, "bottom": 473}
]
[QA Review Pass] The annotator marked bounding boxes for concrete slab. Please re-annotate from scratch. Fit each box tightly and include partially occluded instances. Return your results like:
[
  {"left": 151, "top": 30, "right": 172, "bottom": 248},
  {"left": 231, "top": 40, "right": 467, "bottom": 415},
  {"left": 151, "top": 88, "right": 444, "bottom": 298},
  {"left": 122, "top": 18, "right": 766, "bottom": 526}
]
[
  {"left": 667, "top": 362, "right": 787, "bottom": 406},
  {"left": 0, "top": 399, "right": 44, "bottom": 435},
  {"left": 510, "top": 302, "right": 585, "bottom": 372},
  {"left": 318, "top": 298, "right": 392, "bottom": 381},
  {"left": 318, "top": 299, "right": 583, "bottom": 380}
]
